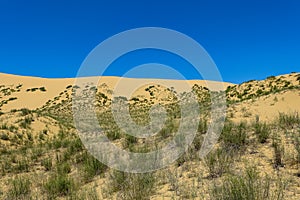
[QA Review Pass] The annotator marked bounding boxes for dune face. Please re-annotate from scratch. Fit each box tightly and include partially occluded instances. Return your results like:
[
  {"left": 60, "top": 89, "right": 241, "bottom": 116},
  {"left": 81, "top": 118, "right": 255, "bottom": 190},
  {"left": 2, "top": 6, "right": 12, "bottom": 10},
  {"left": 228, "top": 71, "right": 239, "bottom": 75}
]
[
  {"left": 0, "top": 73, "right": 233, "bottom": 112},
  {"left": 0, "top": 72, "right": 300, "bottom": 199}
]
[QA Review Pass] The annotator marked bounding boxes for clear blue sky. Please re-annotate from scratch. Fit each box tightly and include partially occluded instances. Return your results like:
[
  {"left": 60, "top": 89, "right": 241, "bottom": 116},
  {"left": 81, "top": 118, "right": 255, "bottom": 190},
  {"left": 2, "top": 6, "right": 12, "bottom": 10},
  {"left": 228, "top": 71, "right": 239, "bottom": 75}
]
[{"left": 0, "top": 0, "right": 299, "bottom": 83}]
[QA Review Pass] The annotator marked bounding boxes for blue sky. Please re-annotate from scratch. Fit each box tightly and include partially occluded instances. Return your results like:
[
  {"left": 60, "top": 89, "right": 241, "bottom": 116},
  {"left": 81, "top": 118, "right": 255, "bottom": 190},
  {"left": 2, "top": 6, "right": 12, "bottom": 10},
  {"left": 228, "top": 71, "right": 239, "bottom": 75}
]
[{"left": 0, "top": 0, "right": 299, "bottom": 83}]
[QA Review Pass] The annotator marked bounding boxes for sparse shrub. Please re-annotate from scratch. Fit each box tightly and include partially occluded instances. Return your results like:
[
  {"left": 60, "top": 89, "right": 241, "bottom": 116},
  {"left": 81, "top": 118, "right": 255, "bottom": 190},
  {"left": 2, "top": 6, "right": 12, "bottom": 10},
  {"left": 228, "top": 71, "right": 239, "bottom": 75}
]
[
  {"left": 41, "top": 157, "right": 52, "bottom": 171},
  {"left": 210, "top": 166, "right": 286, "bottom": 200},
  {"left": 107, "top": 170, "right": 155, "bottom": 200},
  {"left": 107, "top": 129, "right": 121, "bottom": 140},
  {"left": 8, "top": 97, "right": 17, "bottom": 101},
  {"left": 7, "top": 176, "right": 31, "bottom": 199},
  {"left": 278, "top": 112, "right": 300, "bottom": 128},
  {"left": 57, "top": 162, "right": 71, "bottom": 175},
  {"left": 0, "top": 123, "right": 8, "bottom": 130},
  {"left": 0, "top": 133, "right": 9, "bottom": 140},
  {"left": 221, "top": 122, "right": 247, "bottom": 151},
  {"left": 20, "top": 116, "right": 33, "bottom": 129},
  {"left": 81, "top": 152, "right": 107, "bottom": 182},
  {"left": 205, "top": 148, "right": 232, "bottom": 178},
  {"left": 70, "top": 187, "right": 99, "bottom": 200},
  {"left": 44, "top": 174, "right": 75, "bottom": 198},
  {"left": 20, "top": 108, "right": 31, "bottom": 116},
  {"left": 254, "top": 122, "right": 270, "bottom": 143},
  {"left": 294, "top": 135, "right": 300, "bottom": 164},
  {"left": 39, "top": 87, "right": 47, "bottom": 92},
  {"left": 26, "top": 132, "right": 33, "bottom": 141},
  {"left": 272, "top": 136, "right": 284, "bottom": 169},
  {"left": 15, "top": 159, "right": 29, "bottom": 173}
]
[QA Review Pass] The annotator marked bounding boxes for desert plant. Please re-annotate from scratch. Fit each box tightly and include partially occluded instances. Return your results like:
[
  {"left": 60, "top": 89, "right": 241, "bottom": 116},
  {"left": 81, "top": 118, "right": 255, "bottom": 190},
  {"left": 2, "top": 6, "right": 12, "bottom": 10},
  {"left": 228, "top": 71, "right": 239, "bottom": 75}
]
[
  {"left": 0, "top": 132, "right": 9, "bottom": 140},
  {"left": 255, "top": 122, "right": 270, "bottom": 143},
  {"left": 19, "top": 116, "right": 33, "bottom": 129},
  {"left": 278, "top": 112, "right": 300, "bottom": 128},
  {"left": 41, "top": 157, "right": 52, "bottom": 171},
  {"left": 210, "top": 166, "right": 286, "bottom": 200},
  {"left": 221, "top": 122, "right": 247, "bottom": 151},
  {"left": 107, "top": 170, "right": 155, "bottom": 200},
  {"left": 7, "top": 176, "right": 31, "bottom": 199},
  {"left": 272, "top": 136, "right": 285, "bottom": 169},
  {"left": 204, "top": 148, "right": 232, "bottom": 178},
  {"left": 56, "top": 162, "right": 71, "bottom": 175},
  {"left": 39, "top": 87, "right": 47, "bottom": 92},
  {"left": 81, "top": 152, "right": 107, "bottom": 182},
  {"left": 20, "top": 108, "right": 31, "bottom": 116},
  {"left": 44, "top": 173, "right": 75, "bottom": 198}
]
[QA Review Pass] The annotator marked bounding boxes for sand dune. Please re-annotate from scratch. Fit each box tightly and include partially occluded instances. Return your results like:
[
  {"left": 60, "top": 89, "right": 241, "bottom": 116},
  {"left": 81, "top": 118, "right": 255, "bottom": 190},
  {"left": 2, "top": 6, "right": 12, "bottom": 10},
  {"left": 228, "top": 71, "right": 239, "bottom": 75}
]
[{"left": 0, "top": 73, "right": 233, "bottom": 112}]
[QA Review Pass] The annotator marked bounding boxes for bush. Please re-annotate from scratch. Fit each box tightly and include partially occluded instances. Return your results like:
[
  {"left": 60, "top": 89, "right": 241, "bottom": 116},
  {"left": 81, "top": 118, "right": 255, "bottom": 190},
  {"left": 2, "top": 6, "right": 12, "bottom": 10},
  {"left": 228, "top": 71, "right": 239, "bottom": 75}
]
[{"left": 39, "top": 87, "right": 47, "bottom": 92}]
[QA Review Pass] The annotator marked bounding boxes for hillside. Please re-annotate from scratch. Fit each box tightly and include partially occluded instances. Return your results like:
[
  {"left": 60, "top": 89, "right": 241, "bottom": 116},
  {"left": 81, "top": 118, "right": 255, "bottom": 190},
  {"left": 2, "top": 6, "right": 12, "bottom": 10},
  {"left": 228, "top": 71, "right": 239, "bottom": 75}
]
[{"left": 0, "top": 72, "right": 299, "bottom": 199}]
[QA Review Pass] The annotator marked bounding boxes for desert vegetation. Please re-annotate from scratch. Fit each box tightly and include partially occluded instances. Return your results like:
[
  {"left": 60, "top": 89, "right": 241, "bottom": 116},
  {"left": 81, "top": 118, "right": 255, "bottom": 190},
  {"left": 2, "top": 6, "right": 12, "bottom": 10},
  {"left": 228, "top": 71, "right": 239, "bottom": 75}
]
[{"left": 0, "top": 72, "right": 299, "bottom": 199}]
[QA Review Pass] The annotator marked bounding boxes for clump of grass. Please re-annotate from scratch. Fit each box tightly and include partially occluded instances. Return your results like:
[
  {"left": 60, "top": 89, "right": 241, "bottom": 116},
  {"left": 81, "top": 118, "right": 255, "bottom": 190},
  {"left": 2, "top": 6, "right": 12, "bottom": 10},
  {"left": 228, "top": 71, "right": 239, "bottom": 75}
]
[
  {"left": 278, "top": 112, "right": 300, "bottom": 128},
  {"left": 210, "top": 166, "right": 286, "bottom": 200},
  {"left": 15, "top": 159, "right": 29, "bottom": 173},
  {"left": 19, "top": 116, "right": 33, "bottom": 129},
  {"left": 107, "top": 170, "right": 155, "bottom": 200},
  {"left": 7, "top": 176, "right": 31, "bottom": 199},
  {"left": 43, "top": 173, "right": 75, "bottom": 198},
  {"left": 70, "top": 186, "right": 99, "bottom": 200},
  {"left": 81, "top": 152, "right": 107, "bottom": 182},
  {"left": 41, "top": 157, "right": 52, "bottom": 171},
  {"left": 204, "top": 148, "right": 232, "bottom": 178},
  {"left": 221, "top": 122, "right": 247, "bottom": 151},
  {"left": 56, "top": 162, "right": 71, "bottom": 175},
  {"left": 20, "top": 108, "right": 31, "bottom": 116},
  {"left": 254, "top": 122, "right": 270, "bottom": 143},
  {"left": 272, "top": 135, "right": 285, "bottom": 169}
]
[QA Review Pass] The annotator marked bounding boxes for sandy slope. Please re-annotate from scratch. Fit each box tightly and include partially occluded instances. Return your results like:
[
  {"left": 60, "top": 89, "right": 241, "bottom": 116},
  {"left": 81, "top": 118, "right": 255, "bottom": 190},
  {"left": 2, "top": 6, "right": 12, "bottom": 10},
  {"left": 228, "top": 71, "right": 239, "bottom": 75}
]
[{"left": 0, "top": 73, "right": 233, "bottom": 112}]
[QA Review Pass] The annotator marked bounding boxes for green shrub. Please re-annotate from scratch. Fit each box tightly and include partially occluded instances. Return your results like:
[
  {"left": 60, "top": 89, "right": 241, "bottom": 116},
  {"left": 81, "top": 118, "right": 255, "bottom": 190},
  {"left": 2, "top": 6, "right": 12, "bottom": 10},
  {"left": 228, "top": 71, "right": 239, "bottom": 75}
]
[{"left": 39, "top": 87, "right": 47, "bottom": 92}]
